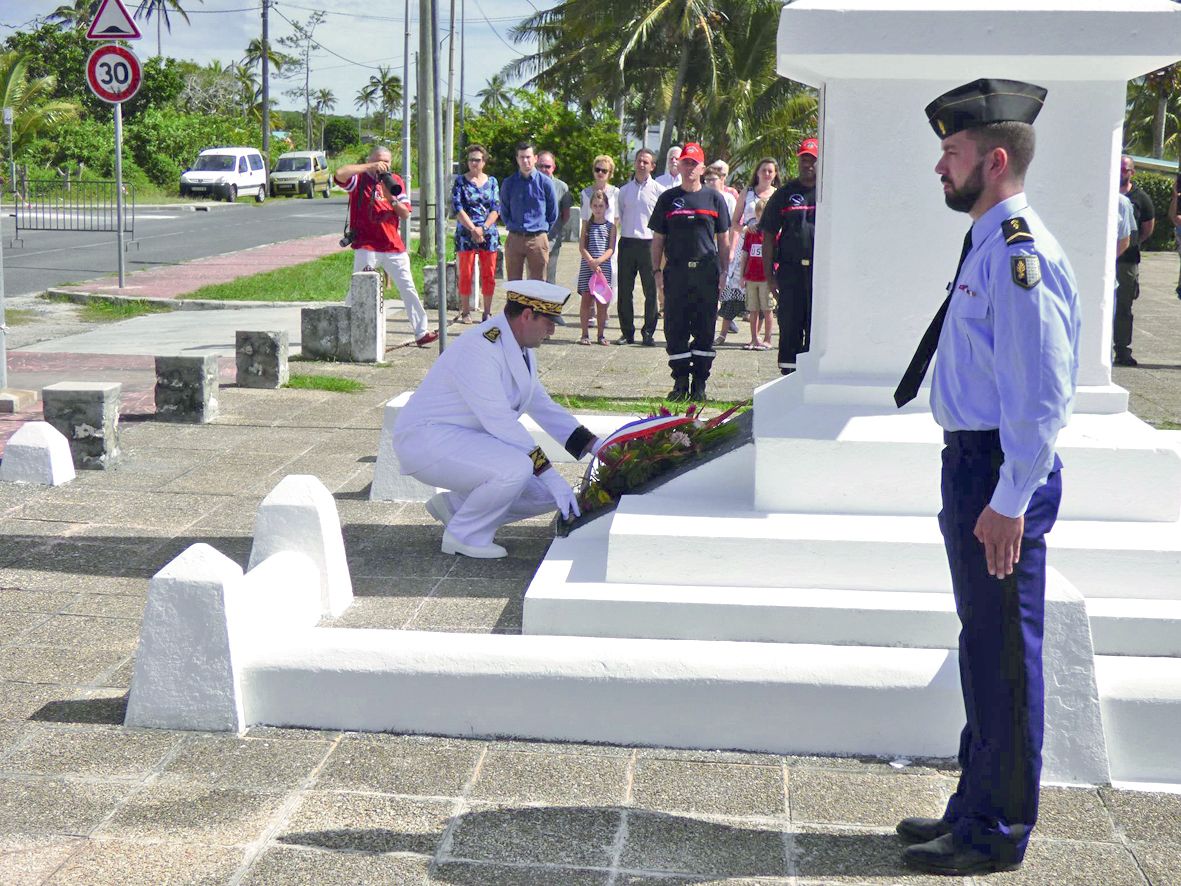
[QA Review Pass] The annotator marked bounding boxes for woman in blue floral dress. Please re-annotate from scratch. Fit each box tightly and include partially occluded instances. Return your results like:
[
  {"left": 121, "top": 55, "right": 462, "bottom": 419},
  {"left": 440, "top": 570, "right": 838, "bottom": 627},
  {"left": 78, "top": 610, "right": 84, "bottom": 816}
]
[{"left": 452, "top": 144, "right": 500, "bottom": 322}]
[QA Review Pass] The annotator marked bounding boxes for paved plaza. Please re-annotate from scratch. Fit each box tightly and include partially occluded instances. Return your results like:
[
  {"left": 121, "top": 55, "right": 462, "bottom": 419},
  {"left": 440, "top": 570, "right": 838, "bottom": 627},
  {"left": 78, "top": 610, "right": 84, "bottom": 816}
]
[{"left": 0, "top": 242, "right": 1179, "bottom": 884}]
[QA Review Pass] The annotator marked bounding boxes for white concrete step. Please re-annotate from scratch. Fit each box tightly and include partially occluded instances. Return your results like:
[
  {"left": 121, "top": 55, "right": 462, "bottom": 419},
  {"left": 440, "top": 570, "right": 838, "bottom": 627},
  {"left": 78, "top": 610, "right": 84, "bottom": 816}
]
[
  {"left": 528, "top": 530, "right": 1181, "bottom": 657},
  {"left": 605, "top": 498, "right": 1181, "bottom": 600},
  {"left": 753, "top": 407, "right": 1181, "bottom": 522},
  {"left": 1096, "top": 655, "right": 1181, "bottom": 783}
]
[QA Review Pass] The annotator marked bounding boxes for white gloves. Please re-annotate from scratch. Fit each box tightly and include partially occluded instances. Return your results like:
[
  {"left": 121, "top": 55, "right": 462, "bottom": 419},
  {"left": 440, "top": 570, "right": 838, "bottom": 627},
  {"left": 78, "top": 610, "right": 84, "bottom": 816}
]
[{"left": 540, "top": 468, "right": 581, "bottom": 520}]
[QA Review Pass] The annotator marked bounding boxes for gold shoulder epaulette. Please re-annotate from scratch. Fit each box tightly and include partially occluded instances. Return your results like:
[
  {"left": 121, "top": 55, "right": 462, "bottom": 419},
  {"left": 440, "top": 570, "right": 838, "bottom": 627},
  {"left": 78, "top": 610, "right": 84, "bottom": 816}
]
[
  {"left": 1003, "top": 217, "right": 1034, "bottom": 246},
  {"left": 483, "top": 327, "right": 501, "bottom": 342}
]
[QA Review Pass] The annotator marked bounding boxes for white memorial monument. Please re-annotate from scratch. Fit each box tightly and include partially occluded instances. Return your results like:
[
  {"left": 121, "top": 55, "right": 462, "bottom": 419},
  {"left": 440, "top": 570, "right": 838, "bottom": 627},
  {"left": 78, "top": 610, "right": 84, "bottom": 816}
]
[{"left": 126, "top": 0, "right": 1181, "bottom": 789}]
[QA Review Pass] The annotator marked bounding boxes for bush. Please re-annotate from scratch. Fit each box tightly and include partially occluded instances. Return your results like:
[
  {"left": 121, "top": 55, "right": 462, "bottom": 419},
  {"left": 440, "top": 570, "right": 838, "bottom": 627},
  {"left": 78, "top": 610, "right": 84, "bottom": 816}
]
[
  {"left": 123, "top": 108, "right": 259, "bottom": 188},
  {"left": 323, "top": 118, "right": 356, "bottom": 155},
  {"left": 1134, "top": 170, "right": 1176, "bottom": 251}
]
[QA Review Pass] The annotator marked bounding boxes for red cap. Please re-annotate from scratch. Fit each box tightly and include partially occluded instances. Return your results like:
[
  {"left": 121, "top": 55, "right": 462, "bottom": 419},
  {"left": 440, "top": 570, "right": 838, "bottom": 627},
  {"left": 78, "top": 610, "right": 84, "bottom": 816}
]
[
  {"left": 680, "top": 143, "right": 706, "bottom": 164},
  {"left": 797, "top": 137, "right": 819, "bottom": 158}
]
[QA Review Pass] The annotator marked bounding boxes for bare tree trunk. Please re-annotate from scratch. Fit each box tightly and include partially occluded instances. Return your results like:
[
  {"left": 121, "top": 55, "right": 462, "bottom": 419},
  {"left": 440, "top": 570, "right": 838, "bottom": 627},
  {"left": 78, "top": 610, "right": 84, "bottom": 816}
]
[
  {"left": 658, "top": 38, "right": 694, "bottom": 165},
  {"left": 1153, "top": 88, "right": 1168, "bottom": 158}
]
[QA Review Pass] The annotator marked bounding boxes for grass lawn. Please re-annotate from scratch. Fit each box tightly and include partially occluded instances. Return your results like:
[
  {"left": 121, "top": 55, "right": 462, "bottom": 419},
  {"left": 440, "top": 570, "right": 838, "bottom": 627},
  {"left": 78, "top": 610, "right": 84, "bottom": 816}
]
[
  {"left": 4, "top": 308, "right": 37, "bottom": 326},
  {"left": 80, "top": 299, "right": 174, "bottom": 322},
  {"left": 285, "top": 373, "right": 367, "bottom": 393},
  {"left": 181, "top": 236, "right": 452, "bottom": 302}
]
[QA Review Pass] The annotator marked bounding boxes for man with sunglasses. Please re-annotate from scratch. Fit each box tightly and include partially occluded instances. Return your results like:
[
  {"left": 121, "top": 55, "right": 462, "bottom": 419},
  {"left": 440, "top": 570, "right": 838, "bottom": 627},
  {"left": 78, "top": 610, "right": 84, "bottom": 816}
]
[
  {"left": 536, "top": 151, "right": 573, "bottom": 285},
  {"left": 649, "top": 142, "right": 731, "bottom": 402}
]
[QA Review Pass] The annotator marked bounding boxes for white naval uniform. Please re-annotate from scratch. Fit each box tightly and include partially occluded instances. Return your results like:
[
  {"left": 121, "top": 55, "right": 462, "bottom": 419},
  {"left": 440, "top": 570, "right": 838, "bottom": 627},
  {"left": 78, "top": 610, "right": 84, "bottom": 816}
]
[{"left": 392, "top": 312, "right": 583, "bottom": 547}]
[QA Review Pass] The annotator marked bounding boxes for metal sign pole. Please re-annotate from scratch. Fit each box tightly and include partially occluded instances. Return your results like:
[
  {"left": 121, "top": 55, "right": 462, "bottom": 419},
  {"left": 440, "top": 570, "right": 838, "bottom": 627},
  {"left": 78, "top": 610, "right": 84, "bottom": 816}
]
[
  {"left": 432, "top": 0, "right": 447, "bottom": 351},
  {"left": 0, "top": 229, "right": 7, "bottom": 391},
  {"left": 114, "top": 100, "right": 125, "bottom": 288}
]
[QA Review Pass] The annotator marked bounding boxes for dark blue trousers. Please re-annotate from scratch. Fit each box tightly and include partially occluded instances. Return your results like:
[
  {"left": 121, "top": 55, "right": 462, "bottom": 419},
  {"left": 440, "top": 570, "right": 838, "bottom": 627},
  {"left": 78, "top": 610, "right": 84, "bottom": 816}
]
[{"left": 937, "top": 430, "right": 1062, "bottom": 863}]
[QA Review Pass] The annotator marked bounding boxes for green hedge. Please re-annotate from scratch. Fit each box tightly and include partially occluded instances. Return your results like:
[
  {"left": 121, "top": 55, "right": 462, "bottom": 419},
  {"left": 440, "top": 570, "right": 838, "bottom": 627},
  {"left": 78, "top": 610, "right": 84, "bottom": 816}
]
[{"left": 1134, "top": 170, "right": 1176, "bottom": 252}]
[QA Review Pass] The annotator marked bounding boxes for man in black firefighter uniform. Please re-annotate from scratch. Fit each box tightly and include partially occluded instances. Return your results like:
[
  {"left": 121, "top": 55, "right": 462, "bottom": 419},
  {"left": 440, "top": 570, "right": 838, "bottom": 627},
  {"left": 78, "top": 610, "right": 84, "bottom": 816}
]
[
  {"left": 762, "top": 138, "right": 819, "bottom": 375},
  {"left": 649, "top": 142, "right": 732, "bottom": 402}
]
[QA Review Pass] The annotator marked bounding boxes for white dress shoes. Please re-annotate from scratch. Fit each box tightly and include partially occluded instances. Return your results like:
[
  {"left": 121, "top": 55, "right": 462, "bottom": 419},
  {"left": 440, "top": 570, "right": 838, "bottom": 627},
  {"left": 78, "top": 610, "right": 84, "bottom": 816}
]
[
  {"left": 425, "top": 492, "right": 455, "bottom": 526},
  {"left": 442, "top": 530, "right": 507, "bottom": 559}
]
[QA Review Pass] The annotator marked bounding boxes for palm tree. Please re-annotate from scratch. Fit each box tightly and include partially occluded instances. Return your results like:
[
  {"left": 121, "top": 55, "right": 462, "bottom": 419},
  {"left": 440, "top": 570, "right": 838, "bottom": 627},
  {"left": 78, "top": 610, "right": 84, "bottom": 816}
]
[
  {"left": 368, "top": 66, "right": 402, "bottom": 136},
  {"left": 0, "top": 51, "right": 80, "bottom": 161},
  {"left": 313, "top": 87, "right": 335, "bottom": 150},
  {"left": 134, "top": 0, "right": 203, "bottom": 58},
  {"left": 477, "top": 74, "right": 512, "bottom": 115},
  {"left": 242, "top": 37, "right": 290, "bottom": 77},
  {"left": 47, "top": 0, "right": 103, "bottom": 29},
  {"left": 354, "top": 83, "right": 377, "bottom": 142}
]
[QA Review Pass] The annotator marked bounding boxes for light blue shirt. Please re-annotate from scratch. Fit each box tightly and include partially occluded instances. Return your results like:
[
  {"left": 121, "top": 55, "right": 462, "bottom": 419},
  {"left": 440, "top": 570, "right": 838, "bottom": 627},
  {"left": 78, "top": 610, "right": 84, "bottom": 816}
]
[
  {"left": 499, "top": 170, "right": 558, "bottom": 234},
  {"left": 1116, "top": 193, "right": 1134, "bottom": 243},
  {"left": 929, "top": 193, "right": 1081, "bottom": 518}
]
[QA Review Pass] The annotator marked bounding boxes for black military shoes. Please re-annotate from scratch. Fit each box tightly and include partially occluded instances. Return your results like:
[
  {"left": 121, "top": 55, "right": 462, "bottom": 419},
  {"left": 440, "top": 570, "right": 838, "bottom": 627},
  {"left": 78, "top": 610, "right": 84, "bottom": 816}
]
[
  {"left": 667, "top": 378, "right": 690, "bottom": 402},
  {"left": 895, "top": 816, "right": 952, "bottom": 844},
  {"left": 690, "top": 378, "right": 707, "bottom": 402},
  {"left": 902, "top": 833, "right": 1022, "bottom": 875}
]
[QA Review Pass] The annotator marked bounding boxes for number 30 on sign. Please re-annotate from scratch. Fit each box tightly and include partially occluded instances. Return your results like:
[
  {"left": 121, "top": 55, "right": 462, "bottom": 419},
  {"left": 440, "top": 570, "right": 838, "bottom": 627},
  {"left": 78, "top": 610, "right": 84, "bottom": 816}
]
[{"left": 86, "top": 44, "right": 142, "bottom": 104}]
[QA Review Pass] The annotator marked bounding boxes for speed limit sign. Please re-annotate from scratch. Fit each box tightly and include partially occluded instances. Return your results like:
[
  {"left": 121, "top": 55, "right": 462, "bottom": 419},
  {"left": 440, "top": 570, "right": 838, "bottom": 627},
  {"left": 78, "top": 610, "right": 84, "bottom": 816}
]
[{"left": 86, "top": 44, "right": 142, "bottom": 104}]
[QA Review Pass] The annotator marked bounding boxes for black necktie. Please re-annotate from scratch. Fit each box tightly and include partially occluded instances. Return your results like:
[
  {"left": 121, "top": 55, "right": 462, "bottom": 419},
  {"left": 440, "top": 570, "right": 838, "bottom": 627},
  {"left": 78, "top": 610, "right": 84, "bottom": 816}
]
[{"left": 893, "top": 229, "right": 974, "bottom": 408}]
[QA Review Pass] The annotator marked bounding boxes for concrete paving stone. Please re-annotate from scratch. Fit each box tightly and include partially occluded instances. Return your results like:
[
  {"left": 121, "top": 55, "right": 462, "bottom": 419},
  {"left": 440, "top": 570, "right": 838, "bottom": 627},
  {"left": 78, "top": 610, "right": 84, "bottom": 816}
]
[
  {"left": 0, "top": 834, "right": 85, "bottom": 885},
  {"left": 187, "top": 497, "right": 267, "bottom": 534},
  {"left": 4, "top": 540, "right": 157, "bottom": 579},
  {"left": 66, "top": 522, "right": 175, "bottom": 543},
  {"left": 485, "top": 739, "right": 634, "bottom": 758},
  {"left": 25, "top": 688, "right": 129, "bottom": 726},
  {"left": 0, "top": 588, "right": 79, "bottom": 614},
  {"left": 788, "top": 768, "right": 951, "bottom": 828},
  {"left": 325, "top": 596, "right": 420, "bottom": 629},
  {"left": 151, "top": 535, "right": 254, "bottom": 571},
  {"left": 323, "top": 427, "right": 384, "bottom": 453},
  {"left": 0, "top": 518, "right": 83, "bottom": 538},
  {"left": 447, "top": 804, "right": 620, "bottom": 868},
  {"left": 330, "top": 466, "right": 374, "bottom": 497},
  {"left": 0, "top": 725, "right": 178, "bottom": 779},
  {"left": 407, "top": 594, "right": 522, "bottom": 633},
  {"left": 46, "top": 838, "right": 245, "bottom": 886},
  {"left": 1101, "top": 787, "right": 1181, "bottom": 844},
  {"left": 242, "top": 845, "right": 432, "bottom": 885},
  {"left": 630, "top": 758, "right": 786, "bottom": 818},
  {"left": 619, "top": 810, "right": 788, "bottom": 878},
  {"left": 277, "top": 791, "right": 453, "bottom": 855},
  {"left": 278, "top": 457, "right": 374, "bottom": 493},
  {"left": 616, "top": 878, "right": 791, "bottom": 886},
  {"left": 0, "top": 611, "right": 50, "bottom": 645},
  {"left": 0, "top": 682, "right": 77, "bottom": 721},
  {"left": 348, "top": 574, "right": 441, "bottom": 598},
  {"left": 19, "top": 614, "right": 142, "bottom": 651},
  {"left": 987, "top": 838, "right": 1146, "bottom": 885},
  {"left": 242, "top": 726, "right": 343, "bottom": 741},
  {"left": 1033, "top": 786, "right": 1117, "bottom": 843},
  {"left": 160, "top": 735, "right": 332, "bottom": 790},
  {"left": 334, "top": 499, "right": 407, "bottom": 527},
  {"left": 161, "top": 464, "right": 286, "bottom": 496},
  {"left": 346, "top": 541, "right": 458, "bottom": 579},
  {"left": 782, "top": 753, "right": 960, "bottom": 779},
  {"left": 0, "top": 569, "right": 149, "bottom": 596},
  {"left": 0, "top": 778, "right": 133, "bottom": 834},
  {"left": 315, "top": 733, "right": 484, "bottom": 797},
  {"left": 445, "top": 543, "right": 550, "bottom": 580},
  {"left": 159, "top": 423, "right": 297, "bottom": 452},
  {"left": 791, "top": 826, "right": 950, "bottom": 885},
  {"left": 15, "top": 490, "right": 222, "bottom": 532},
  {"left": 0, "top": 645, "right": 130, "bottom": 685},
  {"left": 430, "top": 860, "right": 609, "bottom": 885},
  {"left": 97, "top": 782, "right": 288, "bottom": 845},
  {"left": 634, "top": 747, "right": 787, "bottom": 768},
  {"left": 98, "top": 657, "right": 134, "bottom": 689},
  {"left": 1133, "top": 842, "right": 1181, "bottom": 886},
  {"left": 63, "top": 594, "right": 147, "bottom": 620},
  {"left": 0, "top": 722, "right": 29, "bottom": 759},
  {"left": 468, "top": 749, "right": 630, "bottom": 805}
]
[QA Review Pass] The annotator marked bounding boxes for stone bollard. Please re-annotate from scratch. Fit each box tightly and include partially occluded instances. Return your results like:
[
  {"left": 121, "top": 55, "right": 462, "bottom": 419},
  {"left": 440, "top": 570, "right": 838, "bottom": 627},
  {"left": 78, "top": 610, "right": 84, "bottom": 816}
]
[
  {"left": 155, "top": 354, "right": 219, "bottom": 423},
  {"left": 422, "top": 261, "right": 459, "bottom": 310},
  {"left": 236, "top": 331, "right": 289, "bottom": 389},
  {"left": 345, "top": 271, "right": 386, "bottom": 362},
  {"left": 300, "top": 306, "right": 352, "bottom": 362},
  {"left": 0, "top": 421, "right": 75, "bottom": 486},
  {"left": 41, "top": 381, "right": 121, "bottom": 470},
  {"left": 495, "top": 247, "right": 505, "bottom": 280}
]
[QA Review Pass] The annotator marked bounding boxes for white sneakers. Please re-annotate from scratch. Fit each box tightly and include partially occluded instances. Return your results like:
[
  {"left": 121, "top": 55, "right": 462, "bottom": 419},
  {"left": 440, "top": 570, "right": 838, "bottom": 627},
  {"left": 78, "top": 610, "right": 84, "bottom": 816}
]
[
  {"left": 428, "top": 494, "right": 507, "bottom": 559},
  {"left": 442, "top": 530, "right": 507, "bottom": 560}
]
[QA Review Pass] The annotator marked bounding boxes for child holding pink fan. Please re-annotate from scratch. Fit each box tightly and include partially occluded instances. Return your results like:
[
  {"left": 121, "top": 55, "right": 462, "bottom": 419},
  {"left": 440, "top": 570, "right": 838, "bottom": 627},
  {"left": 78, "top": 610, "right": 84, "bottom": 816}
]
[{"left": 577, "top": 188, "right": 617, "bottom": 345}]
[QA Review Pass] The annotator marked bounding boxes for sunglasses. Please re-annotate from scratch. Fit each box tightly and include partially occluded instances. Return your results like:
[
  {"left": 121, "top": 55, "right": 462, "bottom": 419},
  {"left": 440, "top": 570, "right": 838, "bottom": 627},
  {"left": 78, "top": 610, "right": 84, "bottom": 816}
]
[
  {"left": 537, "top": 163, "right": 554, "bottom": 170},
  {"left": 594, "top": 167, "right": 610, "bottom": 174},
  {"left": 467, "top": 157, "right": 483, "bottom": 163}
]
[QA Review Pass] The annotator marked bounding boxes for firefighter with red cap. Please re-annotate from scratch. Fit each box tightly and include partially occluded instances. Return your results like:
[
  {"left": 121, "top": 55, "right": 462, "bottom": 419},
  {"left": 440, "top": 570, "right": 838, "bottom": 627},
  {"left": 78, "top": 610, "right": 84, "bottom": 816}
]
[{"left": 761, "top": 137, "right": 819, "bottom": 375}]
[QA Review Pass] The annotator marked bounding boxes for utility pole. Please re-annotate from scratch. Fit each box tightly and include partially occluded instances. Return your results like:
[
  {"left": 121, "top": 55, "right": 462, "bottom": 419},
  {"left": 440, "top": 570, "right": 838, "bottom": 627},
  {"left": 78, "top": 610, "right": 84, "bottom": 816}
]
[
  {"left": 416, "top": 0, "right": 436, "bottom": 260},
  {"left": 261, "top": 0, "right": 270, "bottom": 162},
  {"left": 402, "top": 0, "right": 411, "bottom": 192},
  {"left": 457, "top": 0, "right": 465, "bottom": 155},
  {"left": 445, "top": 0, "right": 456, "bottom": 179},
  {"left": 431, "top": 0, "right": 447, "bottom": 351}
]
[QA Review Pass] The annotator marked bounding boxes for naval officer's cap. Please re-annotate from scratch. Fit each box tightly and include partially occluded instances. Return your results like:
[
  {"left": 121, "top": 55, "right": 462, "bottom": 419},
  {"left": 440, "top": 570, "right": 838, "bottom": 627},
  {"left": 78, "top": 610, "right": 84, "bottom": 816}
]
[
  {"left": 925, "top": 79, "right": 1047, "bottom": 139},
  {"left": 504, "top": 279, "right": 570, "bottom": 325}
]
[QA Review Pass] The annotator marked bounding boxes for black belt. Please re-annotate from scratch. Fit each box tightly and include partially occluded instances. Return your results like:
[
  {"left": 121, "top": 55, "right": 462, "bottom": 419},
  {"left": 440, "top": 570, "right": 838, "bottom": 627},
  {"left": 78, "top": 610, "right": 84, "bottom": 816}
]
[
  {"left": 619, "top": 236, "right": 651, "bottom": 244},
  {"left": 683, "top": 256, "right": 716, "bottom": 269},
  {"left": 943, "top": 429, "right": 1001, "bottom": 452},
  {"left": 512, "top": 230, "right": 546, "bottom": 237}
]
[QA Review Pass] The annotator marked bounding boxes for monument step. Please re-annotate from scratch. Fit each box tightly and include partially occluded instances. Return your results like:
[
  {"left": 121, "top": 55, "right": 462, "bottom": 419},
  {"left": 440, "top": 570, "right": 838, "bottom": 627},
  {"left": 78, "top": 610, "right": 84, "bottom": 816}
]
[
  {"left": 753, "top": 407, "right": 1181, "bottom": 522},
  {"left": 528, "top": 531, "right": 1181, "bottom": 657},
  {"left": 605, "top": 498, "right": 1181, "bottom": 600}
]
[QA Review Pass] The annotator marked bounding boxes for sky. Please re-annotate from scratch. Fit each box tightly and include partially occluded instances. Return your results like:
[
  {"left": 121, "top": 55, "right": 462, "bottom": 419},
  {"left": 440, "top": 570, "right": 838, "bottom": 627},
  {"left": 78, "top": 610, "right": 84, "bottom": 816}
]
[{"left": 1, "top": 0, "right": 544, "bottom": 113}]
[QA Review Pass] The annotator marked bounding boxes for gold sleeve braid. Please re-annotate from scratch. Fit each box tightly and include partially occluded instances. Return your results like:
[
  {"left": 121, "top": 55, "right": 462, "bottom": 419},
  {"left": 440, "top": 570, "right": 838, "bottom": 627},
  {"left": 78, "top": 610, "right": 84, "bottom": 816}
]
[{"left": 529, "top": 445, "right": 551, "bottom": 475}]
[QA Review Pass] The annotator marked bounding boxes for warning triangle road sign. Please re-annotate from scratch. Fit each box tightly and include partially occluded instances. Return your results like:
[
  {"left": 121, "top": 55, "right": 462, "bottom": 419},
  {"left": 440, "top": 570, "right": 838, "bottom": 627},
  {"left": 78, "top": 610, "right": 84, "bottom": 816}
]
[{"left": 87, "top": 0, "right": 142, "bottom": 40}]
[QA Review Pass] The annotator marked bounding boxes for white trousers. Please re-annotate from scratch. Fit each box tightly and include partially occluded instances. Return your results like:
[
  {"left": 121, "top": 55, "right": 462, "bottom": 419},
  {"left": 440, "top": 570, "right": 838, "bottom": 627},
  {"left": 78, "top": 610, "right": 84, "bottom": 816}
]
[
  {"left": 353, "top": 248, "right": 429, "bottom": 338},
  {"left": 406, "top": 429, "right": 556, "bottom": 546}
]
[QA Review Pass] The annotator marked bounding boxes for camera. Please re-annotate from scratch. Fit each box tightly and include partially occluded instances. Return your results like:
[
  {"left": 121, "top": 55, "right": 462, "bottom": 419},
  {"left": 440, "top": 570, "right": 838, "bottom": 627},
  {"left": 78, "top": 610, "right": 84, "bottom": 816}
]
[
  {"left": 379, "top": 171, "right": 403, "bottom": 197},
  {"left": 339, "top": 229, "right": 355, "bottom": 248}
]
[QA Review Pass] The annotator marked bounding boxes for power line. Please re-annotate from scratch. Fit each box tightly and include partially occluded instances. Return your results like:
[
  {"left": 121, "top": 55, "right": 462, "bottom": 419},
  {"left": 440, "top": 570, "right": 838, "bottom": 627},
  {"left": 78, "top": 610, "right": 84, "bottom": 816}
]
[
  {"left": 470, "top": 0, "right": 527, "bottom": 57},
  {"left": 270, "top": 5, "right": 390, "bottom": 72}
]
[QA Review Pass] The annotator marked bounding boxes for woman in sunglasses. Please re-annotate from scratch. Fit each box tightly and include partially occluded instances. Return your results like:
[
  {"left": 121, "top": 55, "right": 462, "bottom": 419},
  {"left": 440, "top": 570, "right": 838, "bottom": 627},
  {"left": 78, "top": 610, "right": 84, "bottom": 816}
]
[
  {"left": 579, "top": 155, "right": 619, "bottom": 294},
  {"left": 452, "top": 143, "right": 500, "bottom": 323}
]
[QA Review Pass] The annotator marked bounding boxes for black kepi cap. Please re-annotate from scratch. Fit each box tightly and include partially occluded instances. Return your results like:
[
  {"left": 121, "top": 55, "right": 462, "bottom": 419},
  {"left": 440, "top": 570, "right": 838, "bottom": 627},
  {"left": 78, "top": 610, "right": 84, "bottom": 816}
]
[{"left": 925, "top": 79, "right": 1047, "bottom": 139}]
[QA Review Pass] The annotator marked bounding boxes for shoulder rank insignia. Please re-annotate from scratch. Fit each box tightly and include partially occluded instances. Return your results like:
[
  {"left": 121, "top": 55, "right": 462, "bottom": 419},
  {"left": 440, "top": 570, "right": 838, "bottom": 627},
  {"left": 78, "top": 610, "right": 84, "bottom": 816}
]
[
  {"left": 1012, "top": 254, "right": 1042, "bottom": 289},
  {"left": 483, "top": 327, "right": 501, "bottom": 343},
  {"left": 1003, "top": 217, "right": 1035, "bottom": 246}
]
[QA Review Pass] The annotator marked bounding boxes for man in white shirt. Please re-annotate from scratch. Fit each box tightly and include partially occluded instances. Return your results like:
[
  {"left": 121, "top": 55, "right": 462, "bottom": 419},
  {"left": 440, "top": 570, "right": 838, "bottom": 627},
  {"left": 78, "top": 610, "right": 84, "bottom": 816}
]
[
  {"left": 614, "top": 148, "right": 666, "bottom": 346},
  {"left": 654, "top": 145, "right": 682, "bottom": 188}
]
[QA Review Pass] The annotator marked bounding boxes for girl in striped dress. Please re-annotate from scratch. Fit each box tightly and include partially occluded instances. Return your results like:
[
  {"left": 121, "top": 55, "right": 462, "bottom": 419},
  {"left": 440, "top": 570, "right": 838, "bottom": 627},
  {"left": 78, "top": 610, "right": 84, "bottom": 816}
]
[{"left": 577, "top": 188, "right": 616, "bottom": 345}]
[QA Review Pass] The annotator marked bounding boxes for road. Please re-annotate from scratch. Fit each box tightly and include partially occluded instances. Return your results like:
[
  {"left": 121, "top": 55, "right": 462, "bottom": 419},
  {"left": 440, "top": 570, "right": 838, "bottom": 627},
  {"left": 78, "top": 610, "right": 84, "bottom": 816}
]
[{"left": 0, "top": 195, "right": 351, "bottom": 298}]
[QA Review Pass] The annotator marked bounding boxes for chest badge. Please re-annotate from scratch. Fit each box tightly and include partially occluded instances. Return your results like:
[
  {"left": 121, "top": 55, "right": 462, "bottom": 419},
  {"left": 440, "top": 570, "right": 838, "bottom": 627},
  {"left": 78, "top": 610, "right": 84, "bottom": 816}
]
[
  {"left": 484, "top": 327, "right": 501, "bottom": 342},
  {"left": 1012, "top": 255, "right": 1042, "bottom": 289}
]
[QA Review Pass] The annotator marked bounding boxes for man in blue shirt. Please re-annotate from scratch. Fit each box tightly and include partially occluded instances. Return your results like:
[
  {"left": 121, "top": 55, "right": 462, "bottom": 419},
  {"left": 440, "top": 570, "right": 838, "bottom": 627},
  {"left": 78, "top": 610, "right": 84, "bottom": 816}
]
[
  {"left": 499, "top": 141, "right": 558, "bottom": 282},
  {"left": 893, "top": 79, "right": 1081, "bottom": 876}
]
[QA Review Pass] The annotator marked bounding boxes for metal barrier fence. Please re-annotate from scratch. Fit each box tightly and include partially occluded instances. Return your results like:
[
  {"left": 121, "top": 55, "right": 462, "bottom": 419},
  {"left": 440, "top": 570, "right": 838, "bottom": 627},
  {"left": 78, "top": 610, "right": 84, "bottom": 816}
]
[{"left": 13, "top": 179, "right": 135, "bottom": 243}]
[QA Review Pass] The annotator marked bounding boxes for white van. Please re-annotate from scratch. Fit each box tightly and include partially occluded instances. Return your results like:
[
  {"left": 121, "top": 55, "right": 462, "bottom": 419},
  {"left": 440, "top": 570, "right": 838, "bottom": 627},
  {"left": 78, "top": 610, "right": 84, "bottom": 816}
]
[
  {"left": 179, "top": 147, "right": 268, "bottom": 202},
  {"left": 269, "top": 150, "right": 331, "bottom": 199}
]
